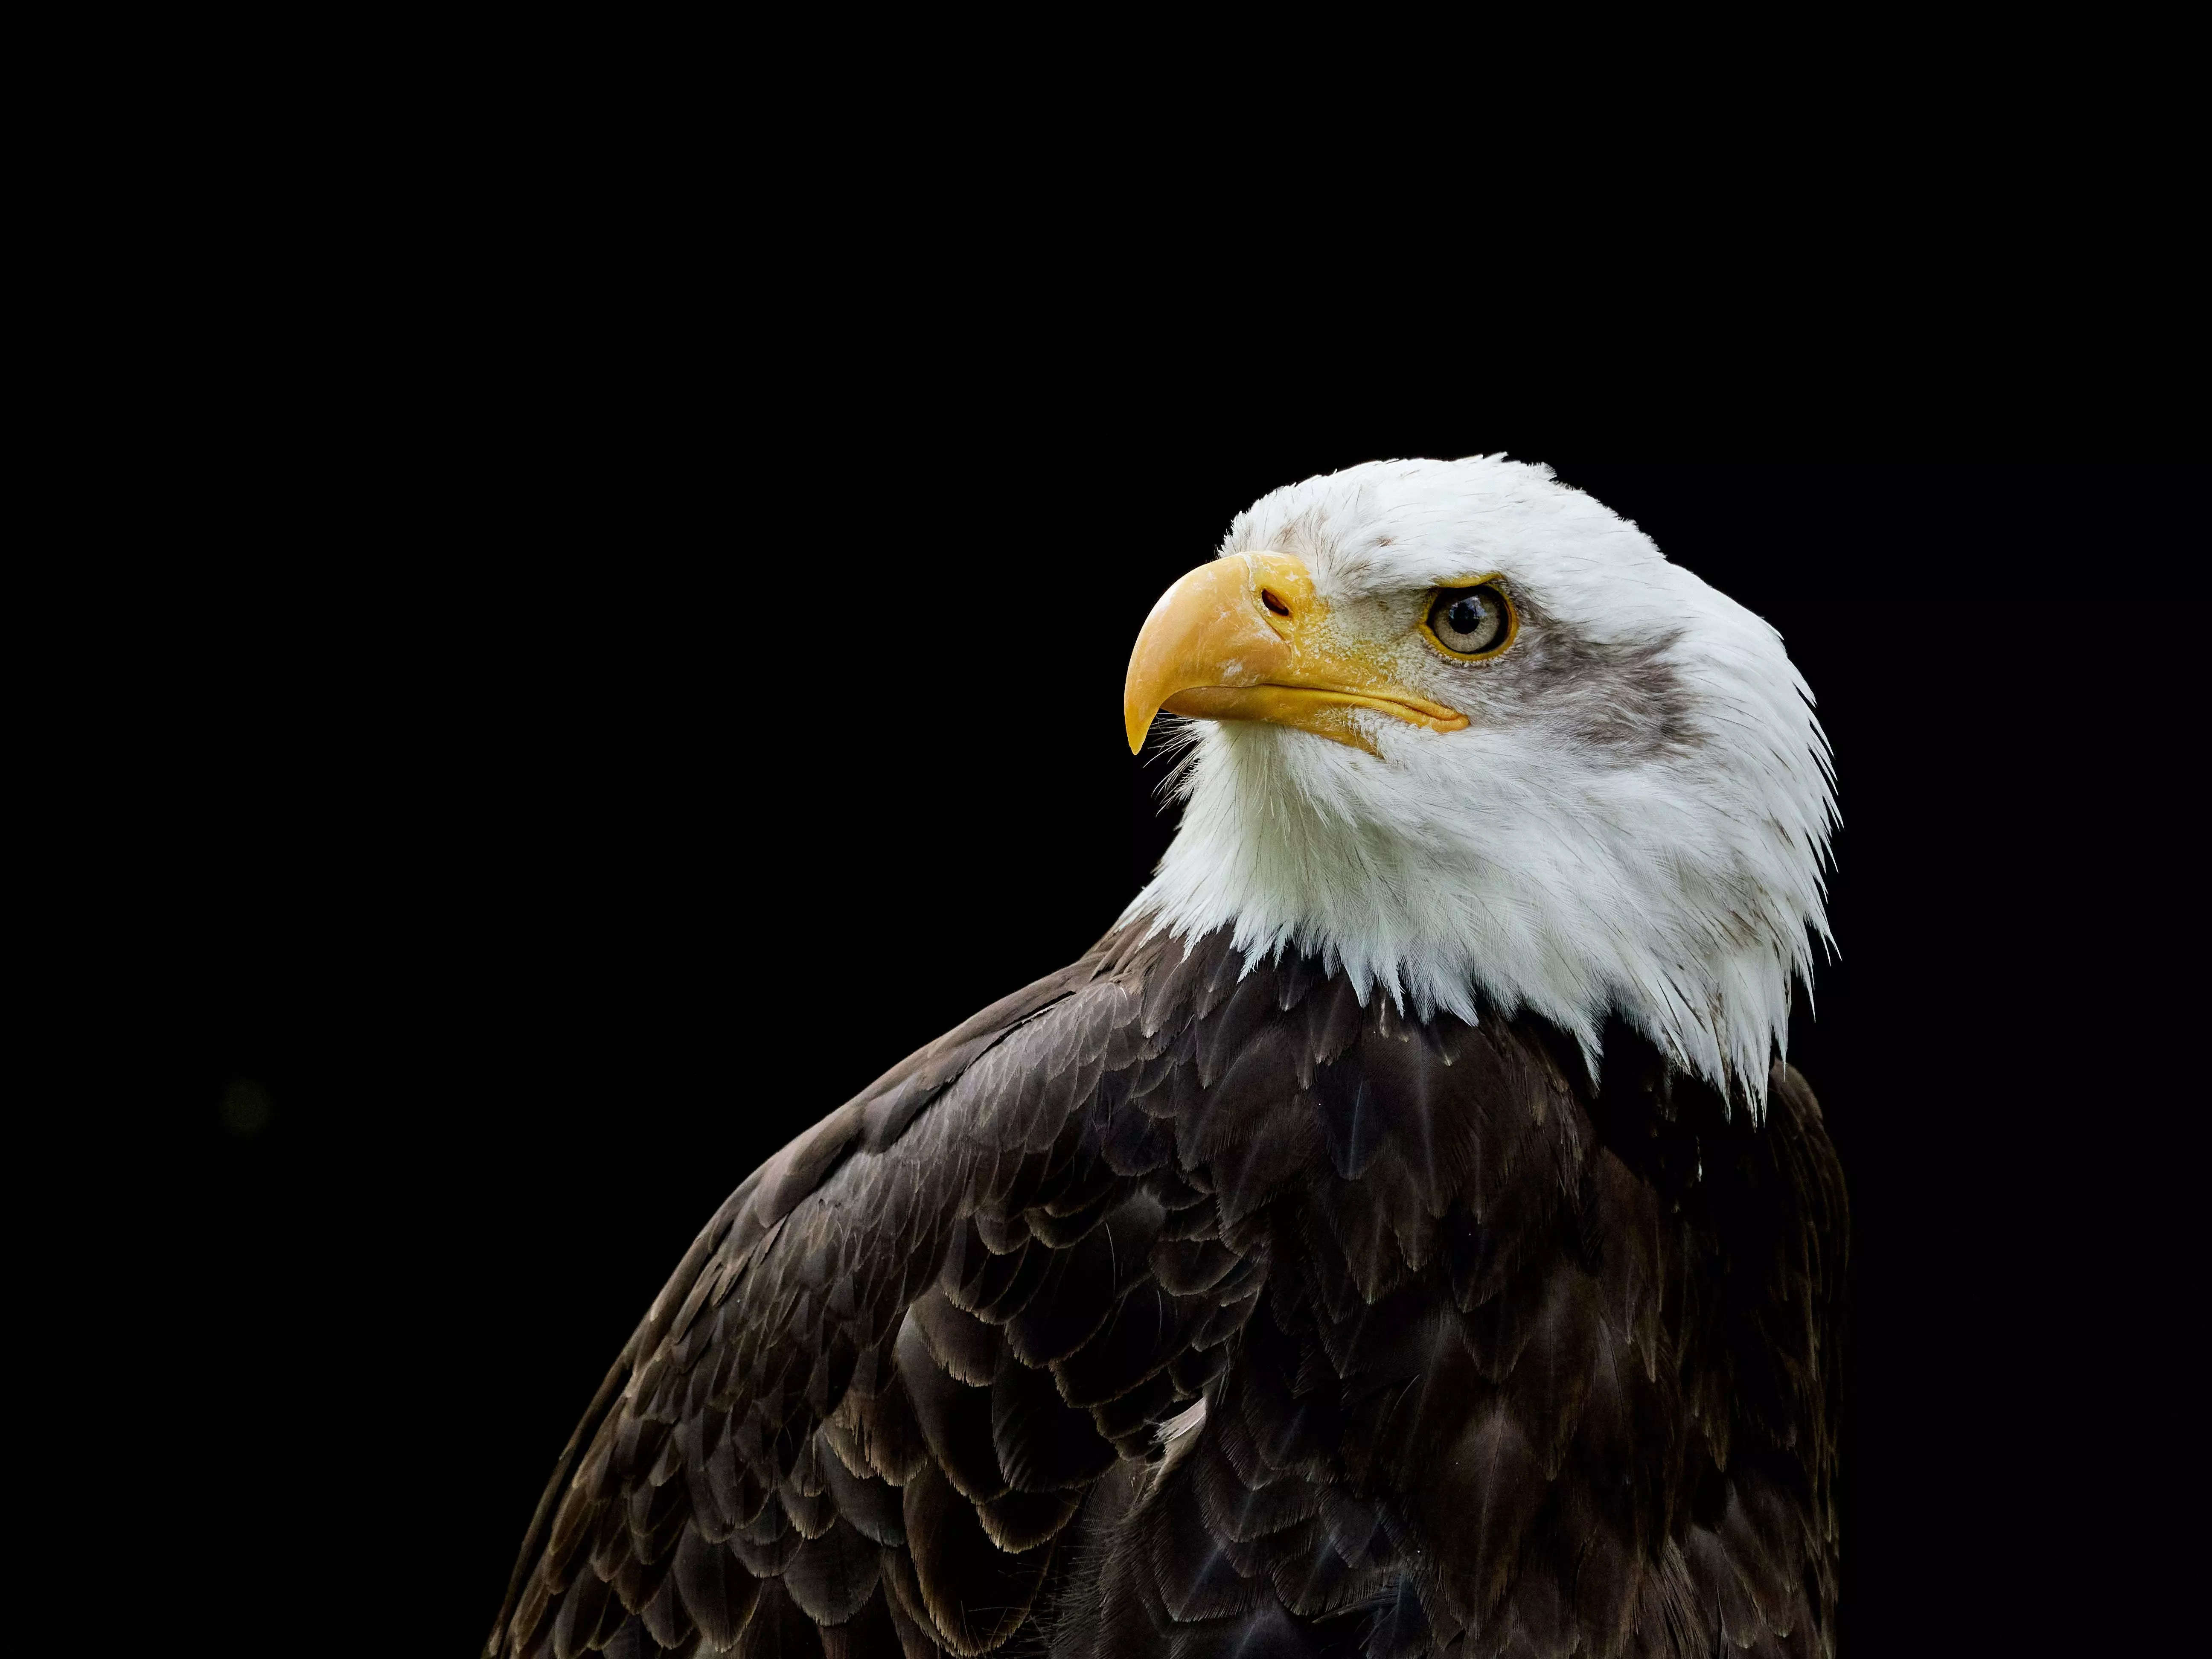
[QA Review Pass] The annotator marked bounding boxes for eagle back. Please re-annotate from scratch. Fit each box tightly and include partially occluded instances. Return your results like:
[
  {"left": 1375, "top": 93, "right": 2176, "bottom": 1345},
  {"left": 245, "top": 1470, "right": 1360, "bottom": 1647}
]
[{"left": 489, "top": 924, "right": 1845, "bottom": 1659}]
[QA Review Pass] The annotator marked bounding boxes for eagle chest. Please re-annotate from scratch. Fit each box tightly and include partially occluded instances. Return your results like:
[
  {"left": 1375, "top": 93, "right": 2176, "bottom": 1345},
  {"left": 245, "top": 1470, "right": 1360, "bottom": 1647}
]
[
  {"left": 1046, "top": 951, "right": 1838, "bottom": 1654},
  {"left": 491, "top": 451, "right": 1850, "bottom": 1657},
  {"left": 492, "top": 937, "right": 1841, "bottom": 1659}
]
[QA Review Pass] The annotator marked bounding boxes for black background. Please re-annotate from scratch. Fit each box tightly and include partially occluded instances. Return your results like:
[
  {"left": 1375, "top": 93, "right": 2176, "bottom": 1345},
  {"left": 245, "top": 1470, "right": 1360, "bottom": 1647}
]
[{"left": 90, "top": 440, "right": 2200, "bottom": 1655}]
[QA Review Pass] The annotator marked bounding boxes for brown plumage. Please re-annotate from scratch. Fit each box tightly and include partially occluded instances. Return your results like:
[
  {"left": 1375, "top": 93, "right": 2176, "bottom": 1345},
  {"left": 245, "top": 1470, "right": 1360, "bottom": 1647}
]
[{"left": 487, "top": 922, "right": 1845, "bottom": 1658}]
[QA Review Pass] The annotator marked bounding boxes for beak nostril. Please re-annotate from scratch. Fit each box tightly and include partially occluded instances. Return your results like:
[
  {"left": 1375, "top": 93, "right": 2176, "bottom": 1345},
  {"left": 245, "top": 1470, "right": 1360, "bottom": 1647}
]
[{"left": 1260, "top": 589, "right": 1291, "bottom": 617}]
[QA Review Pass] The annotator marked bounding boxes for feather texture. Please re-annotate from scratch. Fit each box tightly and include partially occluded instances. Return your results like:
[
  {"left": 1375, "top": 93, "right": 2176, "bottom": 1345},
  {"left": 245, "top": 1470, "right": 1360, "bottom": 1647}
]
[
  {"left": 1135, "top": 455, "right": 1837, "bottom": 1106},
  {"left": 488, "top": 924, "right": 1845, "bottom": 1657}
]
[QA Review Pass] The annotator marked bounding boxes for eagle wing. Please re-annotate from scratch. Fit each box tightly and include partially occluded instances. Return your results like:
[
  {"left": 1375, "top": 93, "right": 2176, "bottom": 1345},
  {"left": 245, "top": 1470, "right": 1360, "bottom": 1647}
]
[
  {"left": 486, "top": 926, "right": 1300, "bottom": 1658},
  {"left": 488, "top": 929, "right": 1848, "bottom": 1658}
]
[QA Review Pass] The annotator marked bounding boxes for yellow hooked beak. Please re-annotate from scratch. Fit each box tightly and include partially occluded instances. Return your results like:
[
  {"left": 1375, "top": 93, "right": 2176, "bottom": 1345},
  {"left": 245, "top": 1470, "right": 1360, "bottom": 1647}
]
[{"left": 1123, "top": 553, "right": 1467, "bottom": 756}]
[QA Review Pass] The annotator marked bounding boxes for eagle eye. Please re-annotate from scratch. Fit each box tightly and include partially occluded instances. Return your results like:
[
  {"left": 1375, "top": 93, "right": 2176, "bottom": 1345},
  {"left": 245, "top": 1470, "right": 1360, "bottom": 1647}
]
[{"left": 1424, "top": 582, "right": 1515, "bottom": 659}]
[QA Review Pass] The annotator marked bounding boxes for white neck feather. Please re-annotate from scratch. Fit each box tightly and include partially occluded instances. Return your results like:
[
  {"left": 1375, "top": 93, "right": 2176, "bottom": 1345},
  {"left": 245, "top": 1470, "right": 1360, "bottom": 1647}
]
[{"left": 1121, "top": 462, "right": 1835, "bottom": 1111}]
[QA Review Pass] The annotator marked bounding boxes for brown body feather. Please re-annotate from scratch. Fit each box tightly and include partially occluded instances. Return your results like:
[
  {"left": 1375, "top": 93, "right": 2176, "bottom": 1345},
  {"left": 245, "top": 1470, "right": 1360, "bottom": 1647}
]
[{"left": 489, "top": 923, "right": 1846, "bottom": 1658}]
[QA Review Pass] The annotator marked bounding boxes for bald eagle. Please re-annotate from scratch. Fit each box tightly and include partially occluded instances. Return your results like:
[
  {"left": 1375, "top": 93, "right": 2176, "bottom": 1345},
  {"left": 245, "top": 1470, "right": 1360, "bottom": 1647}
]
[{"left": 489, "top": 457, "right": 1846, "bottom": 1658}]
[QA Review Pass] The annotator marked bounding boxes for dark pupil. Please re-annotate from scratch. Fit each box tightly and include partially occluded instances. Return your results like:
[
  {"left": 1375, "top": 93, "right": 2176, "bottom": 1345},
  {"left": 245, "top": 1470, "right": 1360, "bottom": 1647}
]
[{"left": 1447, "top": 596, "right": 1488, "bottom": 637}]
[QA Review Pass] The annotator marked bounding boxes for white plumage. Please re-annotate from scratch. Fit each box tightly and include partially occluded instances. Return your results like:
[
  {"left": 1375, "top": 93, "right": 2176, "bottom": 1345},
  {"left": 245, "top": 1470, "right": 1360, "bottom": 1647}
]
[{"left": 1126, "top": 455, "right": 1836, "bottom": 1108}]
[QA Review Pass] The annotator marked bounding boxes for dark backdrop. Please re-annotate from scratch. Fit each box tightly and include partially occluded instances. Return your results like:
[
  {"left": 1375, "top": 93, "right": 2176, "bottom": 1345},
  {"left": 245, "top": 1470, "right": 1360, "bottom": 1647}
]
[{"left": 102, "top": 448, "right": 2198, "bottom": 1653}]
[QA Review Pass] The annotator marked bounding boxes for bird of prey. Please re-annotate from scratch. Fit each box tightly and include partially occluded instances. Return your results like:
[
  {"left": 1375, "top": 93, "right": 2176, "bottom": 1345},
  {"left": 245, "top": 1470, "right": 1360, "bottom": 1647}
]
[{"left": 488, "top": 457, "right": 1846, "bottom": 1658}]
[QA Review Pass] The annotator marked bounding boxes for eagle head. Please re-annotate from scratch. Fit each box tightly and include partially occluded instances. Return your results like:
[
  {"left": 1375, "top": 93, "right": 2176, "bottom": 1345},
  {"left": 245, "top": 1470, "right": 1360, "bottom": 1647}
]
[{"left": 1122, "top": 456, "right": 1835, "bottom": 1107}]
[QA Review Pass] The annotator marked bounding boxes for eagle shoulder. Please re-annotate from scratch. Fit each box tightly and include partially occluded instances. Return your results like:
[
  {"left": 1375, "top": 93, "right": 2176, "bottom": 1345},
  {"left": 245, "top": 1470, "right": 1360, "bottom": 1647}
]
[
  {"left": 488, "top": 926, "right": 1292, "bottom": 1657},
  {"left": 488, "top": 932, "right": 1847, "bottom": 1658}
]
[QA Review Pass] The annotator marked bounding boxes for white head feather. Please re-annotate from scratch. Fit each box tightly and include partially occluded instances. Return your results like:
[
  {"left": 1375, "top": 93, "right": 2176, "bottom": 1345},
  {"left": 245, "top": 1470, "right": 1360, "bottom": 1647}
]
[{"left": 1125, "top": 456, "right": 1836, "bottom": 1110}]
